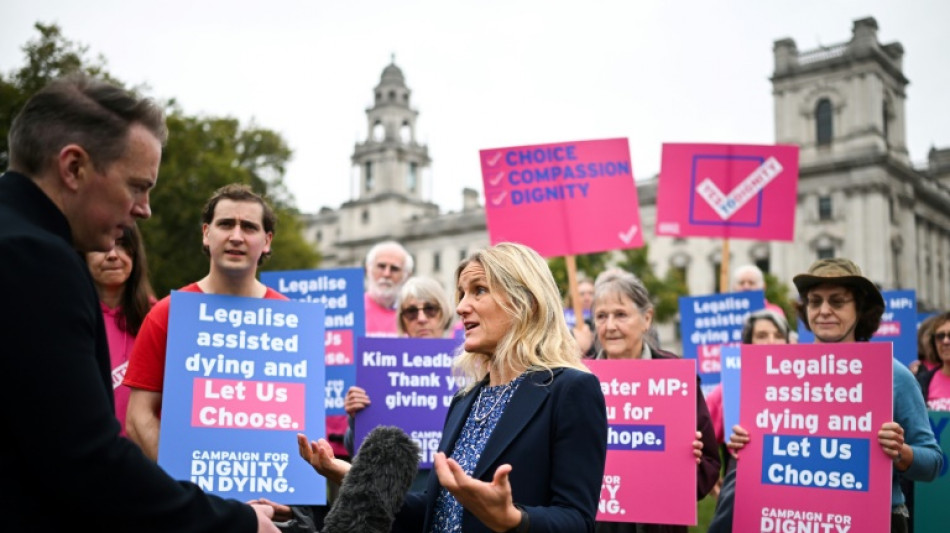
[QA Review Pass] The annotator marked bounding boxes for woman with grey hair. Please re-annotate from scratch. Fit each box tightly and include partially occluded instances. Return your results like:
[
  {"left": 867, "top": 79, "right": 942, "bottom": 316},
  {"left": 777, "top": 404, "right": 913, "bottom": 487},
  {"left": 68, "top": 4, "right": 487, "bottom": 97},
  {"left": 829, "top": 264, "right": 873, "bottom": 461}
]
[
  {"left": 739, "top": 308, "right": 790, "bottom": 344},
  {"left": 396, "top": 276, "right": 455, "bottom": 338},
  {"left": 591, "top": 268, "right": 720, "bottom": 533}
]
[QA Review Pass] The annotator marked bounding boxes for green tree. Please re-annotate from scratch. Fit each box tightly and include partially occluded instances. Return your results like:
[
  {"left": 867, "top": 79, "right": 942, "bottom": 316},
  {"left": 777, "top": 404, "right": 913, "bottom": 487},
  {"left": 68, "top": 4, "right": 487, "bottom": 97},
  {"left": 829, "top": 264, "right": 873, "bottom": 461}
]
[
  {"left": 546, "top": 245, "right": 688, "bottom": 323},
  {"left": 547, "top": 252, "right": 611, "bottom": 302},
  {"left": 144, "top": 110, "right": 320, "bottom": 295},
  {"left": 0, "top": 22, "right": 116, "bottom": 169},
  {"left": 614, "top": 246, "right": 689, "bottom": 323},
  {"left": 764, "top": 272, "right": 798, "bottom": 329},
  {"left": 2, "top": 23, "right": 320, "bottom": 296}
]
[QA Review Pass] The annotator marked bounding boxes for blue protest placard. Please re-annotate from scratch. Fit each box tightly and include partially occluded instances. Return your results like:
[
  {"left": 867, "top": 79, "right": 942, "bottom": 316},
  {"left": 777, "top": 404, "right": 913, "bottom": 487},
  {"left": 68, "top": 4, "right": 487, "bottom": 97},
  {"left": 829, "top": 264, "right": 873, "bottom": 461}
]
[
  {"left": 158, "top": 291, "right": 326, "bottom": 504},
  {"left": 261, "top": 267, "right": 365, "bottom": 416},
  {"left": 720, "top": 344, "right": 742, "bottom": 440},
  {"left": 678, "top": 291, "right": 764, "bottom": 389}
]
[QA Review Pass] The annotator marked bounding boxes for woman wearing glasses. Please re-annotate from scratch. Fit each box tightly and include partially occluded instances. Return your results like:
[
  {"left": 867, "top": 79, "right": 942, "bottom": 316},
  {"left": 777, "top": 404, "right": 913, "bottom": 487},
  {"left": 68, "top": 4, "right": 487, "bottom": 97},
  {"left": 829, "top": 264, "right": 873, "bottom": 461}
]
[
  {"left": 396, "top": 277, "right": 456, "bottom": 339},
  {"left": 915, "top": 311, "right": 950, "bottom": 410}
]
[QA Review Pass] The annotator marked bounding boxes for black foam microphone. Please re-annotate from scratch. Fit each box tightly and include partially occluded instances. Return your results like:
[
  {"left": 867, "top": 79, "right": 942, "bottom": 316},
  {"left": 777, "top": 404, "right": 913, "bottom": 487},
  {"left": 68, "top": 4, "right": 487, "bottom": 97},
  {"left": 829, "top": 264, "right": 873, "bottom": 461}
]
[{"left": 321, "top": 425, "right": 420, "bottom": 533}]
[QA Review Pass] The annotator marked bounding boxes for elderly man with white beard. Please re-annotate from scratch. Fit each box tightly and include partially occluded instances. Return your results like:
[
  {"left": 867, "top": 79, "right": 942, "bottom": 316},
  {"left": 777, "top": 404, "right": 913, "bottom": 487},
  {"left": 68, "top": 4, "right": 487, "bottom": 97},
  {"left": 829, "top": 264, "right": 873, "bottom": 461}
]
[{"left": 363, "top": 240, "right": 414, "bottom": 336}]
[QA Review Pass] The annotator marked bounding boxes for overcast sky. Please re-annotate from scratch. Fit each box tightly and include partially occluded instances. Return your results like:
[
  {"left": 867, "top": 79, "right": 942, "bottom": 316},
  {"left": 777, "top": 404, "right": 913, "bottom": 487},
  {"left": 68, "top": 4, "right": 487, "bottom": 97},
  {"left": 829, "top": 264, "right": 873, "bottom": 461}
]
[{"left": 3, "top": 1, "right": 948, "bottom": 214}]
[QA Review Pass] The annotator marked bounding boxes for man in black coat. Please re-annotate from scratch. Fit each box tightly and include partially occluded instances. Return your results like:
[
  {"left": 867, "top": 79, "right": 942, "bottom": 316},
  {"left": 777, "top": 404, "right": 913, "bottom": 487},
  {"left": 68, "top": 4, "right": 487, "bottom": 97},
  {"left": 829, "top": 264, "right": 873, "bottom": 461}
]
[{"left": 0, "top": 74, "right": 280, "bottom": 532}]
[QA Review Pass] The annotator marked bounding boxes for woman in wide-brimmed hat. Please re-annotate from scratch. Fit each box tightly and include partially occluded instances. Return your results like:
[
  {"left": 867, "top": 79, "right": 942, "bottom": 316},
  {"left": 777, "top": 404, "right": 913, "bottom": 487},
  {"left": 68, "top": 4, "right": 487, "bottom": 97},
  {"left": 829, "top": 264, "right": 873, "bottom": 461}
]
[
  {"left": 710, "top": 258, "right": 941, "bottom": 533},
  {"left": 791, "top": 258, "right": 885, "bottom": 342}
]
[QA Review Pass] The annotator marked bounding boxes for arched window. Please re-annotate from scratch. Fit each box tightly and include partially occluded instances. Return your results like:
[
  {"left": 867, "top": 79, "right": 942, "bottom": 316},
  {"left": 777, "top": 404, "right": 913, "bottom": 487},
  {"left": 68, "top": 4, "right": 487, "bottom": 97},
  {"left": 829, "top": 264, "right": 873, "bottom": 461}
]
[
  {"left": 372, "top": 122, "right": 385, "bottom": 142},
  {"left": 400, "top": 122, "right": 412, "bottom": 144},
  {"left": 364, "top": 162, "right": 374, "bottom": 192},
  {"left": 816, "top": 99, "right": 833, "bottom": 146}
]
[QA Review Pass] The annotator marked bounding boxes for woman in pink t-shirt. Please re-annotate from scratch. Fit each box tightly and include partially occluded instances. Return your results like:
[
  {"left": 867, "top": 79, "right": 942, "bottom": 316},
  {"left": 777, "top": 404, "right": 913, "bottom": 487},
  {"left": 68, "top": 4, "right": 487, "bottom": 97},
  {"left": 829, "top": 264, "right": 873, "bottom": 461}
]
[
  {"left": 911, "top": 314, "right": 942, "bottom": 375},
  {"left": 917, "top": 311, "right": 950, "bottom": 411},
  {"left": 85, "top": 224, "right": 155, "bottom": 436}
]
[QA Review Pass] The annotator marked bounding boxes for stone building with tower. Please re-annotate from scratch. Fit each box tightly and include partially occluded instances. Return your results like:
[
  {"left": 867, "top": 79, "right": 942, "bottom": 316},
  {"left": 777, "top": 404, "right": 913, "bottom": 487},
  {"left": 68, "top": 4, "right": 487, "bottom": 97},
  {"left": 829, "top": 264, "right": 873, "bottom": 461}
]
[
  {"left": 299, "top": 61, "right": 489, "bottom": 295},
  {"left": 302, "top": 17, "right": 950, "bottom": 312},
  {"left": 637, "top": 16, "right": 950, "bottom": 311}
]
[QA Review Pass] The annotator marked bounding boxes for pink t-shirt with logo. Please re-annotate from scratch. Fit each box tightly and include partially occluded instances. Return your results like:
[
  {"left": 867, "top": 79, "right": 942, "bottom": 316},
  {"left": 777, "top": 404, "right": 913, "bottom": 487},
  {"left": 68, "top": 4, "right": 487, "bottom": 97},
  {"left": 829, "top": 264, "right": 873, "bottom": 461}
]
[
  {"left": 927, "top": 371, "right": 950, "bottom": 411},
  {"left": 102, "top": 303, "right": 136, "bottom": 436}
]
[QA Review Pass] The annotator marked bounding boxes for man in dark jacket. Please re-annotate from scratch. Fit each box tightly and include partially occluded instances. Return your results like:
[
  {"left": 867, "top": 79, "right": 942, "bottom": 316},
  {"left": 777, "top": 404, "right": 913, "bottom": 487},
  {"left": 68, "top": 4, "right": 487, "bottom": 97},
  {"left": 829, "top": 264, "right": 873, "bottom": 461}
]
[{"left": 0, "top": 74, "right": 279, "bottom": 532}]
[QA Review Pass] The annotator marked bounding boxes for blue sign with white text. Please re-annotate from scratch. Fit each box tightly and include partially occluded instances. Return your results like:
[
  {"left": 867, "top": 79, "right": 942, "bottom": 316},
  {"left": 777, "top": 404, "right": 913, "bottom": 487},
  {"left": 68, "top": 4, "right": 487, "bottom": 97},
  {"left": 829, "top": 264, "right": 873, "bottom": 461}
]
[
  {"left": 678, "top": 291, "right": 764, "bottom": 388},
  {"left": 261, "top": 267, "right": 365, "bottom": 415},
  {"left": 159, "top": 291, "right": 326, "bottom": 504},
  {"left": 761, "top": 435, "right": 869, "bottom": 492}
]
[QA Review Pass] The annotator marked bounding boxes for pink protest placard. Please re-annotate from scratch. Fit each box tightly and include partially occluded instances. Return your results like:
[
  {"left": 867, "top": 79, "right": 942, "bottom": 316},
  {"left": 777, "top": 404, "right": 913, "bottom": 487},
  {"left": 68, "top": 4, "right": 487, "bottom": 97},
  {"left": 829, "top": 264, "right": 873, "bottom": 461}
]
[
  {"left": 734, "top": 343, "right": 893, "bottom": 533},
  {"left": 655, "top": 143, "right": 799, "bottom": 241},
  {"left": 479, "top": 138, "right": 643, "bottom": 258},
  {"left": 586, "top": 359, "right": 697, "bottom": 525}
]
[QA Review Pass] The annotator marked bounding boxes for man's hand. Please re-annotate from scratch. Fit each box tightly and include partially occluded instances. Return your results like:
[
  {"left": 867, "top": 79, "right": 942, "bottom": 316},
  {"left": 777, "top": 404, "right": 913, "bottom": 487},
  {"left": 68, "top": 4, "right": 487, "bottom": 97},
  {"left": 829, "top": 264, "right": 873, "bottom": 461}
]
[
  {"left": 247, "top": 498, "right": 292, "bottom": 522},
  {"left": 249, "top": 502, "right": 280, "bottom": 533}
]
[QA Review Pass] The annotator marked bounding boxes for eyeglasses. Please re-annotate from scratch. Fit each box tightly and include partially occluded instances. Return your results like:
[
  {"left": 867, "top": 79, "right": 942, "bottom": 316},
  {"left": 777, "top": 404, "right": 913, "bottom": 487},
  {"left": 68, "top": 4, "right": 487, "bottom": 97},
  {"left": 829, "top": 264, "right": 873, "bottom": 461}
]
[
  {"left": 806, "top": 296, "right": 854, "bottom": 310},
  {"left": 374, "top": 262, "right": 402, "bottom": 274},
  {"left": 401, "top": 305, "right": 440, "bottom": 320},
  {"left": 935, "top": 332, "right": 950, "bottom": 343}
]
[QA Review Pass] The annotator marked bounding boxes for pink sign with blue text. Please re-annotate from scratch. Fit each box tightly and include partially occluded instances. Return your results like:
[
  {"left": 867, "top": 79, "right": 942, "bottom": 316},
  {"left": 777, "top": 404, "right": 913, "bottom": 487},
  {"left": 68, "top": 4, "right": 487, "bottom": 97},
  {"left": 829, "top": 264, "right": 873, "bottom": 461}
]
[
  {"left": 479, "top": 138, "right": 642, "bottom": 258},
  {"left": 587, "top": 359, "right": 698, "bottom": 525},
  {"left": 734, "top": 343, "right": 893, "bottom": 533},
  {"left": 655, "top": 143, "right": 799, "bottom": 241}
]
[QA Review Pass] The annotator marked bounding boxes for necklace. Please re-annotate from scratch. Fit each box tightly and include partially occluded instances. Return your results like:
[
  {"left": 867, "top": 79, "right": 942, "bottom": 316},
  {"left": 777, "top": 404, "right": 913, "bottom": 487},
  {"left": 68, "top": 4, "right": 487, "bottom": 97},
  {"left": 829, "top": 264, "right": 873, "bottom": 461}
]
[{"left": 472, "top": 383, "right": 511, "bottom": 424}]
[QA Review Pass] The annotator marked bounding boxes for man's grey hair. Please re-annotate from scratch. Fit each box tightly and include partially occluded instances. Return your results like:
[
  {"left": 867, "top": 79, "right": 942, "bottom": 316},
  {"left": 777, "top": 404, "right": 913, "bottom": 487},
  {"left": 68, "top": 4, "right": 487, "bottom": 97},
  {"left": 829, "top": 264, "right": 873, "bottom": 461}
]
[
  {"left": 732, "top": 264, "right": 765, "bottom": 289},
  {"left": 364, "top": 240, "right": 414, "bottom": 276}
]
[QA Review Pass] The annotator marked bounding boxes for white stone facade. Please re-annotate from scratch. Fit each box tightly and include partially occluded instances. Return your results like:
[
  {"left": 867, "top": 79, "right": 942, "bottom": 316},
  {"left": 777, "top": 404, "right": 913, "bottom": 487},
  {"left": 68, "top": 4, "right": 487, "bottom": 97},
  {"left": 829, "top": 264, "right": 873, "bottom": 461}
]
[
  {"left": 638, "top": 17, "right": 950, "bottom": 311},
  {"left": 302, "top": 18, "right": 950, "bottom": 312}
]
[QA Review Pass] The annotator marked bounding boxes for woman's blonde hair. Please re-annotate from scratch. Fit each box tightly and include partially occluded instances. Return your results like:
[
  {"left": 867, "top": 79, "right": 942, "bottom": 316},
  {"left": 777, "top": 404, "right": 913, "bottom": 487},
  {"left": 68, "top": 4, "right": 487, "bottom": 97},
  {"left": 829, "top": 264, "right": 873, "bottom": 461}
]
[{"left": 452, "top": 242, "right": 588, "bottom": 393}]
